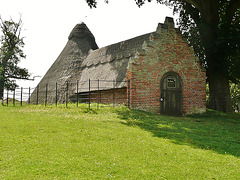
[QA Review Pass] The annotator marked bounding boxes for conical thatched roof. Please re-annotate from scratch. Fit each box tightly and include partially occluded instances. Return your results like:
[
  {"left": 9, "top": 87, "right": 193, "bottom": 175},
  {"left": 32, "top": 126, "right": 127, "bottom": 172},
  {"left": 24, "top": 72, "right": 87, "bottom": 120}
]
[{"left": 31, "top": 23, "right": 98, "bottom": 103}]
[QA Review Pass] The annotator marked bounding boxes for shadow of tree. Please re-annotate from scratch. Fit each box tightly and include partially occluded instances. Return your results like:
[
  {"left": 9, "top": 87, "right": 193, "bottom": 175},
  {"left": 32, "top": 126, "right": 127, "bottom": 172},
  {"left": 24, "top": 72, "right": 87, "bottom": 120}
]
[{"left": 115, "top": 108, "right": 240, "bottom": 157}]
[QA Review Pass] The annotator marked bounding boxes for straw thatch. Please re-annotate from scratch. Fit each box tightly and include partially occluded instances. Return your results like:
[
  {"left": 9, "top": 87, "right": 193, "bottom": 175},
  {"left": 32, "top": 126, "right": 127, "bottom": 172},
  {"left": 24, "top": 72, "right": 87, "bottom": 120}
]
[
  {"left": 31, "top": 22, "right": 154, "bottom": 103},
  {"left": 39, "top": 22, "right": 98, "bottom": 86},
  {"left": 30, "top": 23, "right": 99, "bottom": 103},
  {"left": 79, "top": 32, "right": 152, "bottom": 91}
]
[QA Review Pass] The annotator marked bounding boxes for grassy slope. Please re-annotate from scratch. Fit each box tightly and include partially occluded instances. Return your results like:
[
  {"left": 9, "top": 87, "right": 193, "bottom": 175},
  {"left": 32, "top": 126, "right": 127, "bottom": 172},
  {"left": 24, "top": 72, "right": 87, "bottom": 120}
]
[{"left": 0, "top": 105, "right": 239, "bottom": 179}]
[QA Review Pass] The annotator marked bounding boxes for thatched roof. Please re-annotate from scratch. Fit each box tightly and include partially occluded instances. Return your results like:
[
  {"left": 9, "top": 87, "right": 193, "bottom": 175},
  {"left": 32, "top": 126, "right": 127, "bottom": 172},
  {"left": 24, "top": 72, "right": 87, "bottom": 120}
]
[
  {"left": 32, "top": 18, "right": 173, "bottom": 102},
  {"left": 35, "top": 22, "right": 98, "bottom": 87},
  {"left": 76, "top": 17, "right": 177, "bottom": 92},
  {"left": 78, "top": 32, "right": 152, "bottom": 92},
  {"left": 30, "top": 22, "right": 99, "bottom": 103}
]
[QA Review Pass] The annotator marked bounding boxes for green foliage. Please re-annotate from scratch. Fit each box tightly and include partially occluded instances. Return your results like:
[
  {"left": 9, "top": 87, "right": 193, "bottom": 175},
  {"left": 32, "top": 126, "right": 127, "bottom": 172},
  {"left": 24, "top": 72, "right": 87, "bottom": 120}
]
[
  {"left": 0, "top": 105, "right": 239, "bottom": 179},
  {"left": 173, "top": 2, "right": 206, "bottom": 66},
  {"left": 0, "top": 16, "right": 29, "bottom": 94},
  {"left": 230, "top": 82, "right": 240, "bottom": 112},
  {"left": 218, "top": 8, "right": 240, "bottom": 83},
  {"left": 175, "top": 1, "right": 240, "bottom": 82},
  {"left": 206, "top": 82, "right": 240, "bottom": 112}
]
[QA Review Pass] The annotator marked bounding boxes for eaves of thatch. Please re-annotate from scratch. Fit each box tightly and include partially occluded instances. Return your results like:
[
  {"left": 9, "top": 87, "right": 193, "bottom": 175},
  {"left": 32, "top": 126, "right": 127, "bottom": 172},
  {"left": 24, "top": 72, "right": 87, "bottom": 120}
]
[{"left": 78, "top": 32, "right": 153, "bottom": 92}]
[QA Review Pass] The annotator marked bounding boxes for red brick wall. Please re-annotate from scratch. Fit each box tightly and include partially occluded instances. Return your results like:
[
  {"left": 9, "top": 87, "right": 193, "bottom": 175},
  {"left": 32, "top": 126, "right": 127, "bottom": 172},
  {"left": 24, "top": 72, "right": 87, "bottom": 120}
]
[
  {"left": 127, "top": 26, "right": 206, "bottom": 115},
  {"left": 83, "top": 87, "right": 128, "bottom": 106}
]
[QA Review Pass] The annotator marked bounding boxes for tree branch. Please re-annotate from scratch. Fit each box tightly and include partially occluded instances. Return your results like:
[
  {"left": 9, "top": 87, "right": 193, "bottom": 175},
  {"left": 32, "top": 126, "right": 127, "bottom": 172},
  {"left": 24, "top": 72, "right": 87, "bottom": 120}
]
[{"left": 6, "top": 76, "right": 34, "bottom": 81}]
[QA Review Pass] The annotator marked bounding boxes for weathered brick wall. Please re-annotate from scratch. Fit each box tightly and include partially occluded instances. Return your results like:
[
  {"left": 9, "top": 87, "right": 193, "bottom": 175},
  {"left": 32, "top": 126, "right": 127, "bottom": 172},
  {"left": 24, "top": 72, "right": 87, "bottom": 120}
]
[
  {"left": 82, "top": 87, "right": 128, "bottom": 106},
  {"left": 127, "top": 23, "right": 206, "bottom": 115}
]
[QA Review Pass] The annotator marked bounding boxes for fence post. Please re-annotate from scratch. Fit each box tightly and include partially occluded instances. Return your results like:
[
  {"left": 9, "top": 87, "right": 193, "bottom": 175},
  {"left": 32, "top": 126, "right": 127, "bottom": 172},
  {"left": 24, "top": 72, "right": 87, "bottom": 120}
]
[
  {"left": 45, "top": 84, "right": 48, "bottom": 106},
  {"left": 1, "top": 90, "right": 3, "bottom": 106},
  {"left": 99, "top": 80, "right": 102, "bottom": 104},
  {"left": 56, "top": 82, "right": 58, "bottom": 107},
  {"left": 7, "top": 90, "right": 9, "bottom": 106},
  {"left": 13, "top": 88, "right": 15, "bottom": 106},
  {"left": 36, "top": 85, "right": 39, "bottom": 105},
  {"left": 89, "top": 79, "right": 91, "bottom": 109},
  {"left": 76, "top": 80, "right": 79, "bottom": 107},
  {"left": 97, "top": 79, "right": 100, "bottom": 109},
  {"left": 28, "top": 87, "right": 31, "bottom": 104},
  {"left": 113, "top": 80, "right": 115, "bottom": 108},
  {"left": 20, "top": 87, "right": 23, "bottom": 106},
  {"left": 66, "top": 81, "right": 68, "bottom": 107},
  {"left": 127, "top": 79, "right": 130, "bottom": 108}
]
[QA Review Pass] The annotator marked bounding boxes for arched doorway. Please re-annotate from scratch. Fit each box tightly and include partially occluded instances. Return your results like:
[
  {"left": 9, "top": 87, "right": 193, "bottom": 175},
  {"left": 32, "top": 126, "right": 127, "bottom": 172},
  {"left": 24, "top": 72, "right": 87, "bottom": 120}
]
[{"left": 160, "top": 72, "right": 182, "bottom": 116}]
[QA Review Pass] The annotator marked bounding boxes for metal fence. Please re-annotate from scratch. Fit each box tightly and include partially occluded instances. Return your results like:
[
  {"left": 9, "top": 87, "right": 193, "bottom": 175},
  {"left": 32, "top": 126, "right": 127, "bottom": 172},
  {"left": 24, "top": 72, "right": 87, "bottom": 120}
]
[{"left": 2, "top": 79, "right": 130, "bottom": 108}]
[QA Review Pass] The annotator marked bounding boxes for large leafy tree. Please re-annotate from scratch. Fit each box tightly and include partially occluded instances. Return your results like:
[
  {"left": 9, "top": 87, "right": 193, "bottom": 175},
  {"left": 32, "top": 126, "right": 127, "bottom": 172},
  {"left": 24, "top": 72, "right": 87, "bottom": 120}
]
[
  {"left": 174, "top": 1, "right": 240, "bottom": 112},
  {"left": 0, "top": 17, "right": 29, "bottom": 99},
  {"left": 85, "top": 0, "right": 240, "bottom": 112}
]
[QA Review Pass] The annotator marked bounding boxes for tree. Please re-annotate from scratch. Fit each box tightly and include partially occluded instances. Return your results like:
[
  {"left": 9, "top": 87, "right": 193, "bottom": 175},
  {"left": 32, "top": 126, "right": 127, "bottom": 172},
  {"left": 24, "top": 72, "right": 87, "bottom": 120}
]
[
  {"left": 174, "top": 1, "right": 240, "bottom": 112},
  {"left": 85, "top": 0, "right": 240, "bottom": 112},
  {"left": 0, "top": 17, "right": 29, "bottom": 99}
]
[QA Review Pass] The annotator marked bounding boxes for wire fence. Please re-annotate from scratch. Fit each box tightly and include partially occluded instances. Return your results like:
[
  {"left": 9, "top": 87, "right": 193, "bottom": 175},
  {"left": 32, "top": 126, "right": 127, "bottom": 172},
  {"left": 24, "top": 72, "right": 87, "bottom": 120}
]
[{"left": 2, "top": 79, "right": 130, "bottom": 109}]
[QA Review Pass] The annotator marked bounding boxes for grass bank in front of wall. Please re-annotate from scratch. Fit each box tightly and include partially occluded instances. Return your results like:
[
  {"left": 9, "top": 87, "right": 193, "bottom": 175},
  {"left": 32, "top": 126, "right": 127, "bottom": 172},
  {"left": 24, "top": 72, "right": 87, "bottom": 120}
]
[{"left": 0, "top": 104, "right": 239, "bottom": 179}]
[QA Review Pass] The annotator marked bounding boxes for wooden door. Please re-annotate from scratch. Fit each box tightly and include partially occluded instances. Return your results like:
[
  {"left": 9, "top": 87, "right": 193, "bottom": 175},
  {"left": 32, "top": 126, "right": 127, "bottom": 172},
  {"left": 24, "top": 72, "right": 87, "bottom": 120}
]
[{"left": 160, "top": 72, "right": 182, "bottom": 116}]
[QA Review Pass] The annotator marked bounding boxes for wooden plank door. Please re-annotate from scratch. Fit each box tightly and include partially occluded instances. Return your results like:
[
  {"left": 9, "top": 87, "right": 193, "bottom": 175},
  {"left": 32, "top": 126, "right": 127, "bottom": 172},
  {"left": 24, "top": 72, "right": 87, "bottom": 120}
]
[{"left": 160, "top": 72, "right": 182, "bottom": 116}]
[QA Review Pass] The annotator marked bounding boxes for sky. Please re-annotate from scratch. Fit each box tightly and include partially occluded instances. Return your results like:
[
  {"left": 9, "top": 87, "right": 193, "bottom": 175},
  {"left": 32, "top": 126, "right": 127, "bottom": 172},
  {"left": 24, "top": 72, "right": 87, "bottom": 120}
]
[{"left": 0, "top": 0, "right": 178, "bottom": 88}]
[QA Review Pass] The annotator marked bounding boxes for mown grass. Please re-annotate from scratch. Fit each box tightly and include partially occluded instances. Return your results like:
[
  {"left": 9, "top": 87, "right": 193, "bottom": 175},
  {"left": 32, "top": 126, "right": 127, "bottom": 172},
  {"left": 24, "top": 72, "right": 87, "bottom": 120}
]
[{"left": 0, "top": 104, "right": 239, "bottom": 179}]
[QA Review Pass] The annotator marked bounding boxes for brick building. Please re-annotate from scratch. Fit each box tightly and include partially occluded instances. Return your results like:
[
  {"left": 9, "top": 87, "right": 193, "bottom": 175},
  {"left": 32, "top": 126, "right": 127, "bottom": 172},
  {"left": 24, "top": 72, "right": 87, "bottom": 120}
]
[{"left": 32, "top": 17, "right": 206, "bottom": 115}]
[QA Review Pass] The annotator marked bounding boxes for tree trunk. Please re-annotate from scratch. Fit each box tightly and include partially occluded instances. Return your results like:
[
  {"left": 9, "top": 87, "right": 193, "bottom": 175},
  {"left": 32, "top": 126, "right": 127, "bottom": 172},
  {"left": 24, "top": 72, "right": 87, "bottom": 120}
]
[
  {"left": 206, "top": 43, "right": 233, "bottom": 112},
  {"left": 198, "top": 19, "right": 233, "bottom": 112},
  {"left": 205, "top": 40, "right": 233, "bottom": 112},
  {"left": 208, "top": 70, "right": 232, "bottom": 112}
]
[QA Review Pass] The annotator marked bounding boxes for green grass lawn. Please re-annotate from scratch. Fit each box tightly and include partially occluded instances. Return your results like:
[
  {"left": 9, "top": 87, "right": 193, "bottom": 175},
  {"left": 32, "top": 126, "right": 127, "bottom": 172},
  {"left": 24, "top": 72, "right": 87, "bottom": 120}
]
[{"left": 0, "top": 104, "right": 239, "bottom": 179}]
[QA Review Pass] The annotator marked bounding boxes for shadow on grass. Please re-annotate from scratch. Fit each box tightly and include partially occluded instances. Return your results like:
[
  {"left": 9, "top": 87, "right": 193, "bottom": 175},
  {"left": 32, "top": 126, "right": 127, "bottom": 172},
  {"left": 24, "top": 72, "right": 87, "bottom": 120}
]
[{"left": 115, "top": 108, "right": 240, "bottom": 157}]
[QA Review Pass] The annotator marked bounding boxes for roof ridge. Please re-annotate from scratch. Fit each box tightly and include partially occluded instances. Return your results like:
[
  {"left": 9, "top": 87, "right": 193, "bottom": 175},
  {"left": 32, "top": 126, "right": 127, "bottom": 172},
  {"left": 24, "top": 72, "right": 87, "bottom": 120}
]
[
  {"left": 93, "top": 32, "right": 154, "bottom": 51},
  {"left": 81, "top": 32, "right": 154, "bottom": 68}
]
